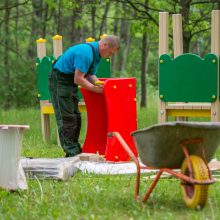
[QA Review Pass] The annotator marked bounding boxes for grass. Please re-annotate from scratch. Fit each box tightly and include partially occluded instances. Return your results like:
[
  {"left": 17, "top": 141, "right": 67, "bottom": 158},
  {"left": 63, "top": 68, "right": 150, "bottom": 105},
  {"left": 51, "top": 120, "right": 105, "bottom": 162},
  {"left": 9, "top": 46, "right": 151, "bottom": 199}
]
[{"left": 0, "top": 91, "right": 220, "bottom": 219}]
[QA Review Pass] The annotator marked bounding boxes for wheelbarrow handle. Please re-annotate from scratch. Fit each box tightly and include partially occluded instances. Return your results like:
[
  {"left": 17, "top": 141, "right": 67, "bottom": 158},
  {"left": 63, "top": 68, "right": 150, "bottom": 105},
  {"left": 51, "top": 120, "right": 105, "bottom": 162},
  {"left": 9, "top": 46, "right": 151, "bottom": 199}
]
[
  {"left": 108, "top": 132, "right": 139, "bottom": 165},
  {"left": 108, "top": 131, "right": 141, "bottom": 200}
]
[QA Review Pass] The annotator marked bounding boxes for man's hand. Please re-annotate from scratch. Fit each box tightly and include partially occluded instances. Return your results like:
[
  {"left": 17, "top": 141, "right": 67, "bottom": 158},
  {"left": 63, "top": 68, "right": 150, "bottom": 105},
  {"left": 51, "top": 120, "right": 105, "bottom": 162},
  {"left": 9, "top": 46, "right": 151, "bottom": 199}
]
[
  {"left": 95, "top": 80, "right": 104, "bottom": 87},
  {"left": 92, "top": 86, "right": 103, "bottom": 93},
  {"left": 74, "top": 69, "right": 103, "bottom": 93}
]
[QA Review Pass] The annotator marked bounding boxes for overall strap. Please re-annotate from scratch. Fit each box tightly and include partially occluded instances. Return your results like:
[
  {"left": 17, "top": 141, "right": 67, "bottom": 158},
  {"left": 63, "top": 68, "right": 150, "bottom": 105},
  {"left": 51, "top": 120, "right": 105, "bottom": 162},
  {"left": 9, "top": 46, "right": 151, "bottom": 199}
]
[{"left": 86, "top": 43, "right": 95, "bottom": 73}]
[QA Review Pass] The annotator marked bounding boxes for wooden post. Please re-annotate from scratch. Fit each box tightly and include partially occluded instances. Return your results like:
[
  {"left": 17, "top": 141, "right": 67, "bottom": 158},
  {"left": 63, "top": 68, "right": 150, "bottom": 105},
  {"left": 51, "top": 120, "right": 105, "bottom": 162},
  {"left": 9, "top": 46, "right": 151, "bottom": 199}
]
[
  {"left": 173, "top": 14, "right": 183, "bottom": 58},
  {"left": 158, "top": 12, "right": 169, "bottom": 123},
  {"left": 36, "top": 38, "right": 51, "bottom": 141},
  {"left": 211, "top": 10, "right": 220, "bottom": 122},
  {"left": 36, "top": 38, "right": 46, "bottom": 59},
  {"left": 173, "top": 14, "right": 187, "bottom": 121},
  {"left": 85, "top": 37, "right": 95, "bottom": 42},
  {"left": 52, "top": 35, "right": 63, "bottom": 146},
  {"left": 52, "top": 35, "right": 63, "bottom": 59}
]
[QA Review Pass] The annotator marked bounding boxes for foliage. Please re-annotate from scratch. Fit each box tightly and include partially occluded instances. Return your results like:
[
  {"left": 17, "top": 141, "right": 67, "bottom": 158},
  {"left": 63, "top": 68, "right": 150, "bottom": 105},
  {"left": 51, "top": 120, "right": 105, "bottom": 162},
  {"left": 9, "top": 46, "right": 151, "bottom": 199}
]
[{"left": 0, "top": 0, "right": 219, "bottom": 108}]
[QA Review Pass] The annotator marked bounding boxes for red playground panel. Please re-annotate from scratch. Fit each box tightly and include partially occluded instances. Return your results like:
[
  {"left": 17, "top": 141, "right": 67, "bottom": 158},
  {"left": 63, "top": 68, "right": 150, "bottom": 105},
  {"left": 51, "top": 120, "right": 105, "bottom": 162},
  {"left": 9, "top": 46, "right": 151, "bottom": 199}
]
[{"left": 81, "top": 78, "right": 138, "bottom": 162}]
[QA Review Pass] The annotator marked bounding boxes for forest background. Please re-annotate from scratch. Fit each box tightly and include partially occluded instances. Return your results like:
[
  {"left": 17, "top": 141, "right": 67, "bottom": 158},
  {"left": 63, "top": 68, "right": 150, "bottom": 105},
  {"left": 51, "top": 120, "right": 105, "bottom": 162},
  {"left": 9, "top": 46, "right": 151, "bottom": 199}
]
[{"left": 0, "top": 0, "right": 220, "bottom": 109}]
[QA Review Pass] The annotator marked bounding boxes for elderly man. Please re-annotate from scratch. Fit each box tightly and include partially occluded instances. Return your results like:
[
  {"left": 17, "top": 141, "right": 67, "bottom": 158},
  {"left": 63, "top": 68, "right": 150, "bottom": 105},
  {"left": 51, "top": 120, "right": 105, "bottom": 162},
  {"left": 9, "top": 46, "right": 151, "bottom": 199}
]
[{"left": 49, "top": 35, "right": 120, "bottom": 157}]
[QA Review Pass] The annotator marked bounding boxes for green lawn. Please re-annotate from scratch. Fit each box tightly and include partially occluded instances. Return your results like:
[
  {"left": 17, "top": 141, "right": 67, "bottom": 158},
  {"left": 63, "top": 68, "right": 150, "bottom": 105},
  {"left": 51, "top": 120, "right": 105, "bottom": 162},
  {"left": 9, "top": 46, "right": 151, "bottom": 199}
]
[{"left": 0, "top": 92, "right": 220, "bottom": 220}]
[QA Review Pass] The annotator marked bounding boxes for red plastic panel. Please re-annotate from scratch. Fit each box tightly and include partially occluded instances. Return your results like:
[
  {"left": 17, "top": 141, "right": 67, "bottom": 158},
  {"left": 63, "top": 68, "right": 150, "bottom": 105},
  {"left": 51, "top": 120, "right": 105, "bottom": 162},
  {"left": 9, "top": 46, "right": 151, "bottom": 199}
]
[
  {"left": 104, "top": 78, "right": 137, "bottom": 161},
  {"left": 81, "top": 87, "right": 108, "bottom": 155},
  {"left": 81, "top": 78, "right": 138, "bottom": 162}
]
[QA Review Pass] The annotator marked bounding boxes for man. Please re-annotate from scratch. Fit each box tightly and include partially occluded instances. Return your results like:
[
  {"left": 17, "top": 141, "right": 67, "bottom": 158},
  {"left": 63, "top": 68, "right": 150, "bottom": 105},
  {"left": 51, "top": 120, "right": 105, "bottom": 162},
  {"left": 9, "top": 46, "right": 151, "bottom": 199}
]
[{"left": 49, "top": 35, "right": 120, "bottom": 157}]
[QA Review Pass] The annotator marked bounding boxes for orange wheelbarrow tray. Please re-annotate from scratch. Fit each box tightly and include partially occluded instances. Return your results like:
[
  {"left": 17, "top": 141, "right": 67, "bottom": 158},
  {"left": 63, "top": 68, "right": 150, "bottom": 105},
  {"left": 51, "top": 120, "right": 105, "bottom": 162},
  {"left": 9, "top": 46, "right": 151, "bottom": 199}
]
[{"left": 108, "top": 122, "right": 220, "bottom": 209}]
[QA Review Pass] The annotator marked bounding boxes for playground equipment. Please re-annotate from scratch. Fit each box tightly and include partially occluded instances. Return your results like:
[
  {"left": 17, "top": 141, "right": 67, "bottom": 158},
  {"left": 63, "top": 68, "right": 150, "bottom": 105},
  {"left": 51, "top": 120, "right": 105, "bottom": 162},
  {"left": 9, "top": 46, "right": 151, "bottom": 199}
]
[
  {"left": 36, "top": 35, "right": 111, "bottom": 141},
  {"left": 36, "top": 35, "right": 64, "bottom": 142},
  {"left": 109, "top": 121, "right": 220, "bottom": 208},
  {"left": 158, "top": 10, "right": 220, "bottom": 123},
  {"left": 81, "top": 78, "right": 138, "bottom": 162},
  {"left": 0, "top": 125, "right": 29, "bottom": 190}
]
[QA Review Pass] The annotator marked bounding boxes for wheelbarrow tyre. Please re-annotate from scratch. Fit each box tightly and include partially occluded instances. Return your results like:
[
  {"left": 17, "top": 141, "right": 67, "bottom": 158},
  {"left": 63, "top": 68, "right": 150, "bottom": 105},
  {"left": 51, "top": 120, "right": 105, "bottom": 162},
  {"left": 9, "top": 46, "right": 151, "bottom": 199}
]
[{"left": 180, "top": 155, "right": 209, "bottom": 209}]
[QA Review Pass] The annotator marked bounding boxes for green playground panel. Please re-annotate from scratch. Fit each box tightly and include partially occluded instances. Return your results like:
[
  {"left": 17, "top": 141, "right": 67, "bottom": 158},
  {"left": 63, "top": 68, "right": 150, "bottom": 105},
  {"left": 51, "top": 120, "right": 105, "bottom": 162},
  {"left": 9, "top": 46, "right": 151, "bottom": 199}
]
[
  {"left": 96, "top": 58, "right": 111, "bottom": 78},
  {"left": 36, "top": 56, "right": 55, "bottom": 101},
  {"left": 36, "top": 56, "right": 110, "bottom": 101},
  {"left": 159, "top": 53, "right": 218, "bottom": 103}
]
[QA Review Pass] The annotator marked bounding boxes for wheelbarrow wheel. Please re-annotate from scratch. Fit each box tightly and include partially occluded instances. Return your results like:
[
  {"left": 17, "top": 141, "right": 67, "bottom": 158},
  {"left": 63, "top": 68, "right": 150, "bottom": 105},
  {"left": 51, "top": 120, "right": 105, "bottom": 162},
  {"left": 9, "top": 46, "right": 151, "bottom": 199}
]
[{"left": 180, "top": 155, "right": 209, "bottom": 209}]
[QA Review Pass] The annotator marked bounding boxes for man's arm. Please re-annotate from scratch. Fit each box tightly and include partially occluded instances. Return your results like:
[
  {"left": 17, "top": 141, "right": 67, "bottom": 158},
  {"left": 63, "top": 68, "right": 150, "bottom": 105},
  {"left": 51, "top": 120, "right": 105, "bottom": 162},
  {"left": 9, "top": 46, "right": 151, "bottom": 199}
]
[
  {"left": 86, "top": 74, "right": 104, "bottom": 87},
  {"left": 74, "top": 69, "right": 103, "bottom": 93},
  {"left": 85, "top": 74, "right": 99, "bottom": 84}
]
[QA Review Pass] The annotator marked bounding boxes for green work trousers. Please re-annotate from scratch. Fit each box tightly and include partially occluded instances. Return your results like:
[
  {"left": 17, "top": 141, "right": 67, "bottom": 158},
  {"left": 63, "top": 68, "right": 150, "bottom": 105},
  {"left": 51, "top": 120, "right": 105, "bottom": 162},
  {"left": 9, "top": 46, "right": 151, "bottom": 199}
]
[{"left": 48, "top": 68, "right": 82, "bottom": 157}]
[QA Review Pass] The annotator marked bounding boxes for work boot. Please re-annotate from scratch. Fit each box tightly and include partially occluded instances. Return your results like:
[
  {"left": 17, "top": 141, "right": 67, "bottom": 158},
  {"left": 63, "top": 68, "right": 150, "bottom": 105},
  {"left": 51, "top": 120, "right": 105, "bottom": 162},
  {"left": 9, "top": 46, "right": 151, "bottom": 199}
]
[{"left": 65, "top": 146, "right": 82, "bottom": 157}]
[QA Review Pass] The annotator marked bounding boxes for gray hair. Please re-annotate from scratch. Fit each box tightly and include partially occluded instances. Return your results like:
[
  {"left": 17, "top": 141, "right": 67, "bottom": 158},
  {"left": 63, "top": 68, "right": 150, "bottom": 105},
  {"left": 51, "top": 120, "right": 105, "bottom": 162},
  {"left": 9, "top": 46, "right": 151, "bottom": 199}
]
[{"left": 100, "top": 35, "right": 120, "bottom": 49}]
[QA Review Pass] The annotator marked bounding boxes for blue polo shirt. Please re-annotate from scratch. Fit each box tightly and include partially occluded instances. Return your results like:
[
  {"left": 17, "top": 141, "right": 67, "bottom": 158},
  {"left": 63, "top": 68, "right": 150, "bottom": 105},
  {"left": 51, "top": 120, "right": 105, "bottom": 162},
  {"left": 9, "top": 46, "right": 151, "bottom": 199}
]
[{"left": 54, "top": 42, "right": 100, "bottom": 75}]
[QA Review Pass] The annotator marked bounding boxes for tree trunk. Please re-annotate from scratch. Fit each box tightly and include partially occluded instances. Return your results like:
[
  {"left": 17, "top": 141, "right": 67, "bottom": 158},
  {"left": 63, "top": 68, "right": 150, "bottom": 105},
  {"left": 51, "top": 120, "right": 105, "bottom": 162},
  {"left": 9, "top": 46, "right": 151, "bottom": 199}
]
[
  {"left": 180, "top": 0, "right": 191, "bottom": 53},
  {"left": 99, "top": 2, "right": 110, "bottom": 36},
  {"left": 91, "top": 6, "right": 96, "bottom": 38},
  {"left": 27, "top": 0, "right": 44, "bottom": 58},
  {"left": 140, "top": 30, "right": 148, "bottom": 108},
  {"left": 113, "top": 2, "right": 119, "bottom": 35},
  {"left": 111, "top": 2, "right": 120, "bottom": 72},
  {"left": 120, "top": 23, "right": 130, "bottom": 72},
  {"left": 15, "top": 0, "right": 19, "bottom": 51},
  {"left": 70, "top": 3, "right": 84, "bottom": 44},
  {"left": 42, "top": 2, "right": 48, "bottom": 37},
  {"left": 140, "top": 0, "right": 149, "bottom": 108},
  {"left": 115, "top": 2, "right": 130, "bottom": 73},
  {"left": 56, "top": 0, "right": 63, "bottom": 35},
  {"left": 3, "top": 0, "right": 11, "bottom": 109}
]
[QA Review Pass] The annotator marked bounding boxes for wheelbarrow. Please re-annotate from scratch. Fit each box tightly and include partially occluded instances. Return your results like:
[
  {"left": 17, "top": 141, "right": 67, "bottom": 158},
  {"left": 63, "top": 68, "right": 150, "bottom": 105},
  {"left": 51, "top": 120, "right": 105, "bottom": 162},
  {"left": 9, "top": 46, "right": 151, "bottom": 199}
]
[{"left": 108, "top": 122, "right": 220, "bottom": 209}]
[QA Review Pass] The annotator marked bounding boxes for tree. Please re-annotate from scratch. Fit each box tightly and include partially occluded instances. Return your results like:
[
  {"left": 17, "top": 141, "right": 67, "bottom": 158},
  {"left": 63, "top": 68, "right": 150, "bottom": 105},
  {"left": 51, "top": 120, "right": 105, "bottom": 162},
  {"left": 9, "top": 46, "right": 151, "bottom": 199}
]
[
  {"left": 0, "top": 0, "right": 218, "bottom": 109},
  {"left": 113, "top": 0, "right": 220, "bottom": 107},
  {"left": 99, "top": 1, "right": 110, "bottom": 37},
  {"left": 121, "top": 0, "right": 220, "bottom": 53}
]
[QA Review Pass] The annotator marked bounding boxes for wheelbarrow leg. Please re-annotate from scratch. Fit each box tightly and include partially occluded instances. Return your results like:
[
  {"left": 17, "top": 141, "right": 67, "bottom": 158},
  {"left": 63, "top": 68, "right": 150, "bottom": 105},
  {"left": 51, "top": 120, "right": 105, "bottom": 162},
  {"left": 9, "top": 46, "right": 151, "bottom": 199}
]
[
  {"left": 142, "top": 169, "right": 164, "bottom": 202},
  {"left": 108, "top": 132, "right": 141, "bottom": 200},
  {"left": 108, "top": 132, "right": 169, "bottom": 203}
]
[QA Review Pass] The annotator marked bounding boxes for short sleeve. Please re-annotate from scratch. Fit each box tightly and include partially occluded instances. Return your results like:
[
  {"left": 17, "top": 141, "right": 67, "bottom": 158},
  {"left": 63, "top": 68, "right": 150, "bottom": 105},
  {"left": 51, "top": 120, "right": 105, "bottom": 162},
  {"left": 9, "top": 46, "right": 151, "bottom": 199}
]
[{"left": 74, "top": 53, "right": 92, "bottom": 74}]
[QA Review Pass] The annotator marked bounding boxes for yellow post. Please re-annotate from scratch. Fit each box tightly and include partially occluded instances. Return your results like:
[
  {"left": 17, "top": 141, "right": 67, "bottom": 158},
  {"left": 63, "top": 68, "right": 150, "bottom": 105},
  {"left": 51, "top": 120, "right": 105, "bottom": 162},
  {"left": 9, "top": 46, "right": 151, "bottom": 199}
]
[
  {"left": 36, "top": 38, "right": 51, "bottom": 141},
  {"left": 36, "top": 38, "right": 46, "bottom": 59},
  {"left": 100, "top": 34, "right": 107, "bottom": 39},
  {"left": 52, "top": 35, "right": 63, "bottom": 59},
  {"left": 85, "top": 37, "right": 95, "bottom": 42}
]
